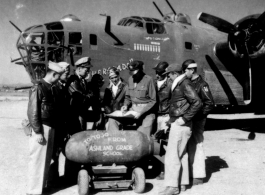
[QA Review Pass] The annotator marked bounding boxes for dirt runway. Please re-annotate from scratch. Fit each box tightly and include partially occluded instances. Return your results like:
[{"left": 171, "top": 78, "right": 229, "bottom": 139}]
[{"left": 0, "top": 98, "right": 265, "bottom": 195}]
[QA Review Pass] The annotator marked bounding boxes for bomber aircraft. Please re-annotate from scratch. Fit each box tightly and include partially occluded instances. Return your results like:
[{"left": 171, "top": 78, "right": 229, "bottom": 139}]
[{"left": 11, "top": 0, "right": 265, "bottom": 139}]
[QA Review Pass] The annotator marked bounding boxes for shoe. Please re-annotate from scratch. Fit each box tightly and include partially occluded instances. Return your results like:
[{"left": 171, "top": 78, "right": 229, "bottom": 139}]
[
  {"left": 156, "top": 172, "right": 165, "bottom": 180},
  {"left": 180, "top": 185, "right": 186, "bottom": 191},
  {"left": 158, "top": 186, "right": 180, "bottom": 195},
  {"left": 192, "top": 178, "right": 204, "bottom": 185}
]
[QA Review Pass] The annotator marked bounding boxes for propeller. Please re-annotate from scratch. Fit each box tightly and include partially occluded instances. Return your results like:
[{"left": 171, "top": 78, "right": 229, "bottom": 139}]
[{"left": 197, "top": 11, "right": 265, "bottom": 58}]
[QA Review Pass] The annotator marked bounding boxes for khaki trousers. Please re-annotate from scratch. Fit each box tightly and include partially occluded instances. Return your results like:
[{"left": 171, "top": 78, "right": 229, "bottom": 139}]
[
  {"left": 27, "top": 125, "right": 54, "bottom": 194},
  {"left": 188, "top": 118, "right": 206, "bottom": 178},
  {"left": 164, "top": 121, "right": 192, "bottom": 187},
  {"left": 157, "top": 114, "right": 170, "bottom": 132}
]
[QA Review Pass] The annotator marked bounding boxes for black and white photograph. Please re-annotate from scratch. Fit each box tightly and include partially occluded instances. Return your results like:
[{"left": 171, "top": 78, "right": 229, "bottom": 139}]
[{"left": 1, "top": 0, "right": 265, "bottom": 194}]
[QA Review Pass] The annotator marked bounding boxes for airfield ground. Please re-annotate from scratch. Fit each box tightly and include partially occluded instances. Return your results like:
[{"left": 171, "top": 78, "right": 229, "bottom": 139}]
[{"left": 0, "top": 92, "right": 265, "bottom": 195}]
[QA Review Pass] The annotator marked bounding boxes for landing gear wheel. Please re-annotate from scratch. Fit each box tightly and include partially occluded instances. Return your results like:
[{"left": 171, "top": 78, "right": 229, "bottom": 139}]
[
  {"left": 131, "top": 167, "right": 145, "bottom": 193},
  {"left": 78, "top": 169, "right": 90, "bottom": 195}
]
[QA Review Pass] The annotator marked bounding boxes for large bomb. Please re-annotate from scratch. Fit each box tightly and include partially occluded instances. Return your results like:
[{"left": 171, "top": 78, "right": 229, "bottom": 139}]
[{"left": 65, "top": 130, "right": 160, "bottom": 165}]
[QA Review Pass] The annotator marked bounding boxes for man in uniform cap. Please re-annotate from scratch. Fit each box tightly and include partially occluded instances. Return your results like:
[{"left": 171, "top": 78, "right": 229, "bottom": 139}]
[
  {"left": 158, "top": 63, "right": 201, "bottom": 195},
  {"left": 107, "top": 60, "right": 157, "bottom": 136},
  {"left": 182, "top": 59, "right": 214, "bottom": 186},
  {"left": 103, "top": 67, "right": 128, "bottom": 129},
  {"left": 50, "top": 61, "right": 71, "bottom": 185},
  {"left": 27, "top": 61, "right": 65, "bottom": 195},
  {"left": 152, "top": 61, "right": 172, "bottom": 180},
  {"left": 66, "top": 56, "right": 93, "bottom": 132}
]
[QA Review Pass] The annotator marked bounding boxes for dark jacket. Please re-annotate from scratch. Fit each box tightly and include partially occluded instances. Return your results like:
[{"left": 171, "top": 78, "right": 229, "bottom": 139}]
[
  {"left": 191, "top": 75, "right": 214, "bottom": 117},
  {"left": 155, "top": 78, "right": 172, "bottom": 115},
  {"left": 169, "top": 75, "right": 202, "bottom": 123},
  {"left": 27, "top": 79, "right": 58, "bottom": 133},
  {"left": 103, "top": 80, "right": 128, "bottom": 114},
  {"left": 66, "top": 74, "right": 91, "bottom": 114},
  {"left": 54, "top": 81, "right": 70, "bottom": 124}
]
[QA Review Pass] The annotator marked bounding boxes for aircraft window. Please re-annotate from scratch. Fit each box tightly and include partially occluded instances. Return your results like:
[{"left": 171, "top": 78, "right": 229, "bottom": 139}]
[
  {"left": 90, "top": 34, "right": 97, "bottom": 45},
  {"left": 117, "top": 18, "right": 126, "bottom": 25},
  {"left": 45, "top": 22, "right": 64, "bottom": 30},
  {"left": 23, "top": 32, "right": 45, "bottom": 45},
  {"left": 31, "top": 63, "right": 46, "bottom": 81},
  {"left": 28, "top": 46, "right": 45, "bottom": 62},
  {"left": 17, "top": 37, "right": 29, "bottom": 64},
  {"left": 47, "top": 47, "right": 65, "bottom": 62},
  {"left": 146, "top": 23, "right": 166, "bottom": 34},
  {"left": 153, "top": 18, "right": 162, "bottom": 22},
  {"left": 185, "top": 42, "right": 192, "bottom": 50},
  {"left": 69, "top": 32, "right": 82, "bottom": 45},
  {"left": 48, "top": 31, "right": 64, "bottom": 46}
]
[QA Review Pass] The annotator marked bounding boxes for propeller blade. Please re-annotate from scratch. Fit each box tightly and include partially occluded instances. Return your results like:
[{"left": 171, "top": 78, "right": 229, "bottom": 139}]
[{"left": 197, "top": 12, "right": 236, "bottom": 33}]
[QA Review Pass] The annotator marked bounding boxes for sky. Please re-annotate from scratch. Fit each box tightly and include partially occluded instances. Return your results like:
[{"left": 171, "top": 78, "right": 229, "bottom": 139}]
[{"left": 0, "top": 0, "right": 264, "bottom": 86}]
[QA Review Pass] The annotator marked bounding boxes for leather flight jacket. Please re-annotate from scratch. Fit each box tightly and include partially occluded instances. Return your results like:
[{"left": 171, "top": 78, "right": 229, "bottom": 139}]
[
  {"left": 27, "top": 79, "right": 58, "bottom": 134},
  {"left": 156, "top": 78, "right": 172, "bottom": 115},
  {"left": 191, "top": 75, "right": 214, "bottom": 117},
  {"left": 169, "top": 76, "right": 202, "bottom": 122},
  {"left": 66, "top": 74, "right": 92, "bottom": 114},
  {"left": 103, "top": 80, "right": 128, "bottom": 114}
]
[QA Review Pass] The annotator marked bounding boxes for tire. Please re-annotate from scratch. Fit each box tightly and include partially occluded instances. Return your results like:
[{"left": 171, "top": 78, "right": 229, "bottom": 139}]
[
  {"left": 131, "top": 167, "right": 145, "bottom": 193},
  {"left": 78, "top": 169, "right": 90, "bottom": 195}
]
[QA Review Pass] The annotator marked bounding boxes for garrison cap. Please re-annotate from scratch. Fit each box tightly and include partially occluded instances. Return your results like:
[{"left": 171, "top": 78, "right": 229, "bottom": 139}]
[
  {"left": 48, "top": 61, "right": 65, "bottom": 74},
  {"left": 153, "top": 61, "right": 169, "bottom": 74},
  {"left": 128, "top": 60, "right": 144, "bottom": 71},
  {"left": 58, "top": 62, "right": 70, "bottom": 70},
  {"left": 74, "top": 57, "right": 93, "bottom": 68},
  {"left": 163, "top": 63, "right": 182, "bottom": 75},
  {"left": 187, "top": 63, "right": 197, "bottom": 69}
]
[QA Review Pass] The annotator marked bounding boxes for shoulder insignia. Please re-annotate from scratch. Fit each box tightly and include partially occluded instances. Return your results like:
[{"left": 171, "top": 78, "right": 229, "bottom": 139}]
[{"left": 203, "top": 86, "right": 208, "bottom": 92}]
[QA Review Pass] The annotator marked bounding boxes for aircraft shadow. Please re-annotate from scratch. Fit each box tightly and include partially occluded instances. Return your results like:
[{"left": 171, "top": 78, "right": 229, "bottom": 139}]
[{"left": 204, "top": 156, "right": 229, "bottom": 183}]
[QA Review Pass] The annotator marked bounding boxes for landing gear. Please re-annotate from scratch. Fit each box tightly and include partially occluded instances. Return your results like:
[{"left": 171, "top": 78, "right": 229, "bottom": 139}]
[
  {"left": 248, "top": 131, "right": 256, "bottom": 140},
  {"left": 78, "top": 169, "right": 90, "bottom": 195},
  {"left": 131, "top": 167, "right": 146, "bottom": 193}
]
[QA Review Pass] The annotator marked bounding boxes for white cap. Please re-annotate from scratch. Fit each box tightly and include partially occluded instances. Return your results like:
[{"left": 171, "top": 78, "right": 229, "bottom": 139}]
[
  {"left": 48, "top": 61, "right": 65, "bottom": 74},
  {"left": 74, "top": 57, "right": 93, "bottom": 67},
  {"left": 58, "top": 62, "right": 70, "bottom": 70},
  {"left": 187, "top": 63, "right": 197, "bottom": 68}
]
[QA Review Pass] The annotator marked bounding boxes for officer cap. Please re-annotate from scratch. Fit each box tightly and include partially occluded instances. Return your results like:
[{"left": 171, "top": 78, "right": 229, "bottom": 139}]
[
  {"left": 128, "top": 60, "right": 144, "bottom": 71},
  {"left": 58, "top": 62, "right": 70, "bottom": 70},
  {"left": 48, "top": 61, "right": 65, "bottom": 74},
  {"left": 153, "top": 61, "right": 169, "bottom": 74},
  {"left": 74, "top": 57, "right": 93, "bottom": 68},
  {"left": 163, "top": 63, "right": 182, "bottom": 75}
]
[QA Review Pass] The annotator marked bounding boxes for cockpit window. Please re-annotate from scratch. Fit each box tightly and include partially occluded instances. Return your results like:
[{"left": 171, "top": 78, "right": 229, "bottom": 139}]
[
  {"left": 69, "top": 32, "right": 82, "bottom": 56},
  {"left": 69, "top": 32, "right": 82, "bottom": 45},
  {"left": 44, "top": 22, "right": 64, "bottom": 30},
  {"left": 146, "top": 23, "right": 166, "bottom": 34},
  {"left": 117, "top": 16, "right": 165, "bottom": 33},
  {"left": 23, "top": 32, "right": 45, "bottom": 45},
  {"left": 48, "top": 31, "right": 64, "bottom": 46}
]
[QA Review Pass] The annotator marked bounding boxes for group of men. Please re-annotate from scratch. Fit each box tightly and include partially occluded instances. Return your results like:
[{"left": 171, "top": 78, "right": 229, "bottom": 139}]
[{"left": 26, "top": 56, "right": 214, "bottom": 195}]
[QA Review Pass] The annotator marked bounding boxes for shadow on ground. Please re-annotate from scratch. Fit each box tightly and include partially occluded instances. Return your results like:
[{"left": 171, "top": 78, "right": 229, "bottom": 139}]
[{"left": 204, "top": 156, "right": 228, "bottom": 183}]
